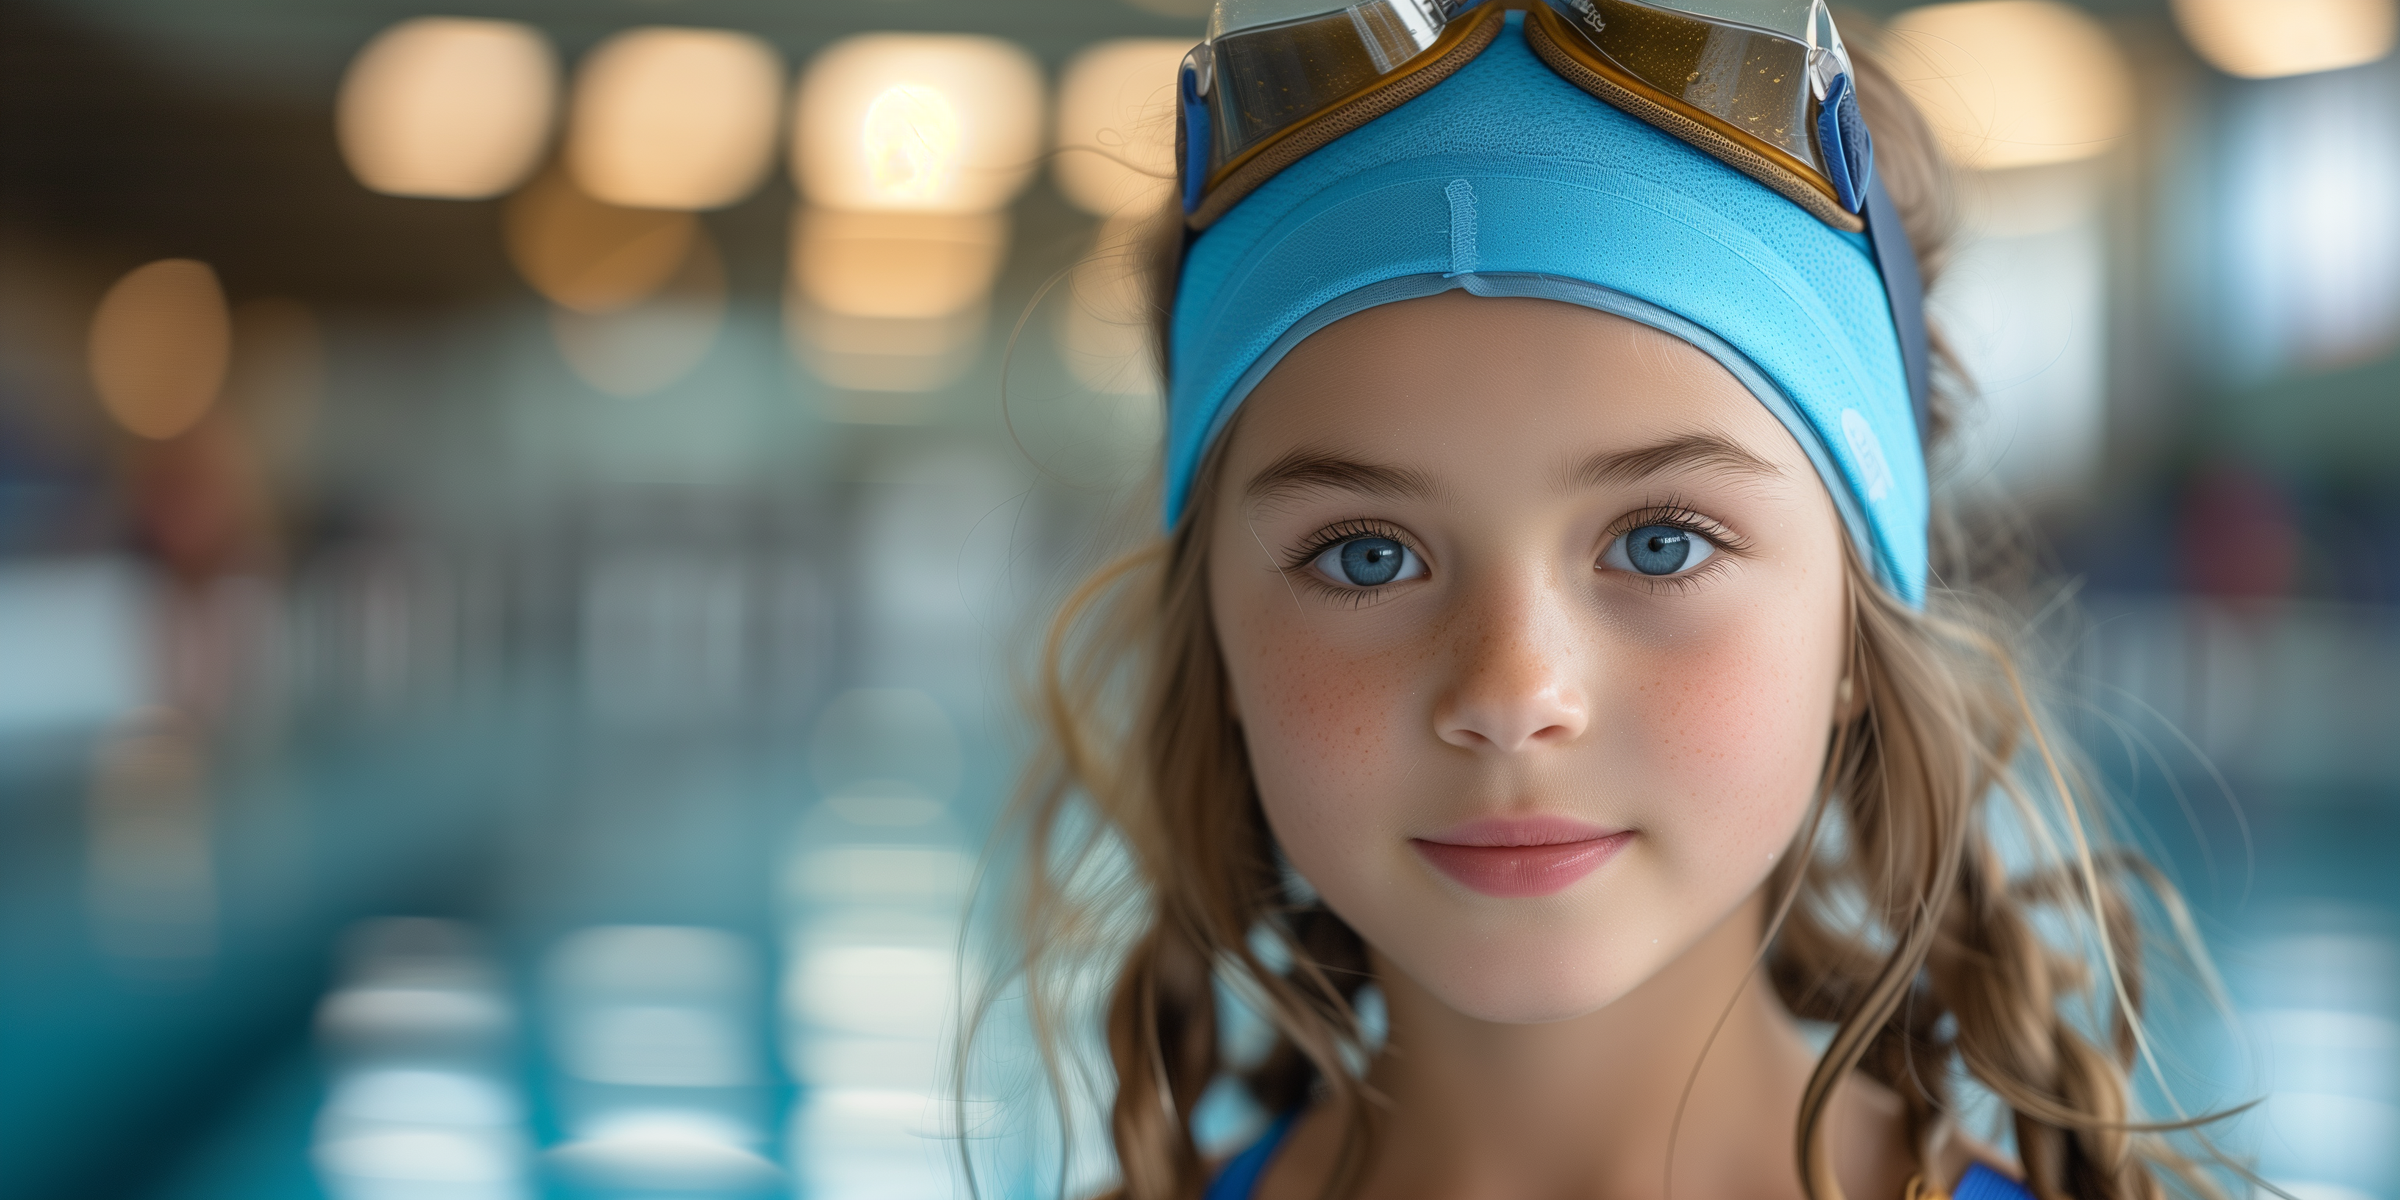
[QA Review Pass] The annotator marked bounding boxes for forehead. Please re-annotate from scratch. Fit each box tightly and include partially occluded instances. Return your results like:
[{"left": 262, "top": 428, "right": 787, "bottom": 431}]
[{"left": 1223, "top": 291, "right": 1808, "bottom": 479}]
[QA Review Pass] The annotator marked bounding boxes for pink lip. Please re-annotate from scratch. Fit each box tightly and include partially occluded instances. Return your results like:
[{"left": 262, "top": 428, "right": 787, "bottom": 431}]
[{"left": 1410, "top": 817, "right": 1632, "bottom": 898}]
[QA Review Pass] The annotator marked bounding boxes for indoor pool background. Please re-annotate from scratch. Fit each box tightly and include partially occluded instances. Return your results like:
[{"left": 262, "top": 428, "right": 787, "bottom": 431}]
[{"left": 4, "top": 0, "right": 2399, "bottom": 1195}]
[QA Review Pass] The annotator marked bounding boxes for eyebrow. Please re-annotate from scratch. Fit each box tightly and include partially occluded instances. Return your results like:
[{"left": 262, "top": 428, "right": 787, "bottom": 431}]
[
  {"left": 1562, "top": 433, "right": 1783, "bottom": 491},
  {"left": 1244, "top": 448, "right": 1445, "bottom": 507},
  {"left": 1240, "top": 432, "right": 1782, "bottom": 509}
]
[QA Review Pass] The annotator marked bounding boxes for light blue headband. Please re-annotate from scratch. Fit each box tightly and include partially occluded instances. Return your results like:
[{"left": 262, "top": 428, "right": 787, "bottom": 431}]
[{"left": 1164, "top": 12, "right": 1930, "bottom": 604}]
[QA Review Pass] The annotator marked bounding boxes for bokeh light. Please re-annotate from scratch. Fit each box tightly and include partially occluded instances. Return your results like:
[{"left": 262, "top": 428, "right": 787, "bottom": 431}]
[
  {"left": 1934, "top": 167, "right": 2110, "bottom": 500},
  {"left": 790, "top": 209, "right": 1006, "bottom": 320},
  {"left": 786, "top": 304, "right": 988, "bottom": 405},
  {"left": 785, "top": 208, "right": 1005, "bottom": 401},
  {"left": 549, "top": 225, "right": 727, "bottom": 398},
  {"left": 546, "top": 926, "right": 762, "bottom": 1091},
  {"left": 0, "top": 562, "right": 154, "bottom": 733},
  {"left": 1883, "top": 1, "right": 2133, "bottom": 170},
  {"left": 312, "top": 919, "right": 533, "bottom": 1200},
  {"left": 542, "top": 926, "right": 781, "bottom": 1195},
  {"left": 792, "top": 34, "right": 1045, "bottom": 214},
  {"left": 2173, "top": 0, "right": 2397, "bottom": 80},
  {"left": 88, "top": 258, "right": 232, "bottom": 441},
  {"left": 505, "top": 168, "right": 699, "bottom": 314},
  {"left": 2213, "top": 62, "right": 2400, "bottom": 376},
  {"left": 336, "top": 17, "right": 557, "bottom": 200},
  {"left": 567, "top": 27, "right": 784, "bottom": 212},
  {"left": 1053, "top": 39, "right": 1186, "bottom": 217}
]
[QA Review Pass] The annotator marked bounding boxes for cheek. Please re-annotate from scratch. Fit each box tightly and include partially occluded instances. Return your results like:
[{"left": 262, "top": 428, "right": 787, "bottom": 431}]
[
  {"left": 1617, "top": 607, "right": 1839, "bottom": 879},
  {"left": 1222, "top": 604, "right": 1426, "bottom": 839}
]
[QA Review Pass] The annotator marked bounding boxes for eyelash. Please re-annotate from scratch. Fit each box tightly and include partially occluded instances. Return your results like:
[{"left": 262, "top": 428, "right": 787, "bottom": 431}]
[
  {"left": 1283, "top": 518, "right": 1422, "bottom": 606},
  {"left": 1278, "top": 502, "right": 1751, "bottom": 603},
  {"left": 1599, "top": 501, "right": 1750, "bottom": 594}
]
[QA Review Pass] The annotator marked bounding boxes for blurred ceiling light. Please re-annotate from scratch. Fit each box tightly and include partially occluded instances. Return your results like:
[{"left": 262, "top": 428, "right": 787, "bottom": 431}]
[
  {"left": 786, "top": 208, "right": 1002, "bottom": 400},
  {"left": 89, "top": 259, "right": 232, "bottom": 441},
  {"left": 1883, "top": 2, "right": 2132, "bottom": 170},
  {"left": 551, "top": 227, "right": 727, "bottom": 398},
  {"left": 568, "top": 27, "right": 784, "bottom": 211},
  {"left": 337, "top": 18, "right": 557, "bottom": 200},
  {"left": 2173, "top": 0, "right": 2396, "bottom": 79},
  {"left": 793, "top": 34, "right": 1045, "bottom": 213},
  {"left": 791, "top": 208, "right": 1007, "bottom": 319},
  {"left": 506, "top": 169, "right": 698, "bottom": 313},
  {"left": 1054, "top": 39, "right": 1187, "bottom": 216}
]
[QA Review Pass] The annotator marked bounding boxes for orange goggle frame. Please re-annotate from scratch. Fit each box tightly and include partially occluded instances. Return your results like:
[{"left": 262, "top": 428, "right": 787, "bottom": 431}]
[{"left": 1176, "top": 0, "right": 1874, "bottom": 233}]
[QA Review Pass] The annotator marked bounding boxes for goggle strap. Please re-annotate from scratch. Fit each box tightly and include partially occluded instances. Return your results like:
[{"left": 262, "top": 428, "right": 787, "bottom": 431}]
[
  {"left": 1863, "top": 173, "right": 1932, "bottom": 444},
  {"left": 1187, "top": 4, "right": 1506, "bottom": 231},
  {"left": 1522, "top": 9, "right": 1862, "bottom": 234},
  {"left": 1178, "top": 59, "right": 1211, "bottom": 217},
  {"left": 1813, "top": 72, "right": 1870, "bottom": 215}
]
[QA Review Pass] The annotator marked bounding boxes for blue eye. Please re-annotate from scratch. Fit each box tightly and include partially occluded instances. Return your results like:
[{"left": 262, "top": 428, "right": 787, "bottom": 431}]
[
  {"left": 1310, "top": 536, "right": 1424, "bottom": 588},
  {"left": 1603, "top": 524, "right": 1717, "bottom": 577}
]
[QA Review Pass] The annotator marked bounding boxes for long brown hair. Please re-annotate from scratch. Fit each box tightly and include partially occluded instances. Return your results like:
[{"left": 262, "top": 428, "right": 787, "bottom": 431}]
[{"left": 974, "top": 44, "right": 2223, "bottom": 1200}]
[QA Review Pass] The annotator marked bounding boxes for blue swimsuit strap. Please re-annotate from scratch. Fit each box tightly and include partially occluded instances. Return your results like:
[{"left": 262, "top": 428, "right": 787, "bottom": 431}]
[
  {"left": 1200, "top": 1114, "right": 2035, "bottom": 1200},
  {"left": 1953, "top": 1162, "right": 2036, "bottom": 1200},
  {"left": 1200, "top": 1112, "right": 1299, "bottom": 1200}
]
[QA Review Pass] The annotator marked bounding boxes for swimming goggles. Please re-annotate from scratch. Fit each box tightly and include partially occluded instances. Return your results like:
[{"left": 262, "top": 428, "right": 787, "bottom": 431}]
[{"left": 1174, "top": 0, "right": 1931, "bottom": 434}]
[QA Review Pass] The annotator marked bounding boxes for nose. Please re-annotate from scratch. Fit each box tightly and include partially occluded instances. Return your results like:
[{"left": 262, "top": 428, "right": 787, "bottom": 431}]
[{"left": 1432, "top": 576, "right": 1591, "bottom": 753}]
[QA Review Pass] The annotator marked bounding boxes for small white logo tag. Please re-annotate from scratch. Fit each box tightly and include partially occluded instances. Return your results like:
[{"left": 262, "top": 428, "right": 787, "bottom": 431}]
[{"left": 1841, "top": 408, "right": 1895, "bottom": 504}]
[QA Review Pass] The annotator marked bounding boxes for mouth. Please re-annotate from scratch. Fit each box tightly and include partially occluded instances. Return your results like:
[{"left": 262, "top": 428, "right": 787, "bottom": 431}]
[{"left": 1410, "top": 816, "right": 1633, "bottom": 898}]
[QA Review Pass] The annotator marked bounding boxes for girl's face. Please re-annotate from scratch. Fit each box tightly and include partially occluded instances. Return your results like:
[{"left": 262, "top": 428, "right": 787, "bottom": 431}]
[{"left": 1206, "top": 292, "right": 1851, "bottom": 1024}]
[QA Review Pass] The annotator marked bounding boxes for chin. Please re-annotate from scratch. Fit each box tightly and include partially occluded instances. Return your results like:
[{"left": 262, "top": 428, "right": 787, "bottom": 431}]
[{"left": 1377, "top": 921, "right": 1669, "bottom": 1025}]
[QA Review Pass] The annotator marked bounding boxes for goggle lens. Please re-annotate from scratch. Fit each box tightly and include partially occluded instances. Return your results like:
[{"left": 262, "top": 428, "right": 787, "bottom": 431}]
[
  {"left": 1198, "top": 0, "right": 1462, "bottom": 168},
  {"left": 1543, "top": 0, "right": 1816, "bottom": 174}
]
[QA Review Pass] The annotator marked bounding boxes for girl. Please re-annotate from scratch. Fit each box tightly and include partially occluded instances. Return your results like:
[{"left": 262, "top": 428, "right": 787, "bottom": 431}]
[{"left": 994, "top": 3, "right": 2213, "bottom": 1197}]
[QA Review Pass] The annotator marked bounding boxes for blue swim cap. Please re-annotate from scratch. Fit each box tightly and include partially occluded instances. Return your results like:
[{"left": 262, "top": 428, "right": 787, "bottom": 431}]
[{"left": 1166, "top": 13, "right": 1929, "bottom": 604}]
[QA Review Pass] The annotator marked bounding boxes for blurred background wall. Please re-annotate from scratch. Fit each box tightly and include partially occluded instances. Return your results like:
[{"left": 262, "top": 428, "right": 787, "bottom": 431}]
[{"left": 0, "top": 0, "right": 2395, "bottom": 1196}]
